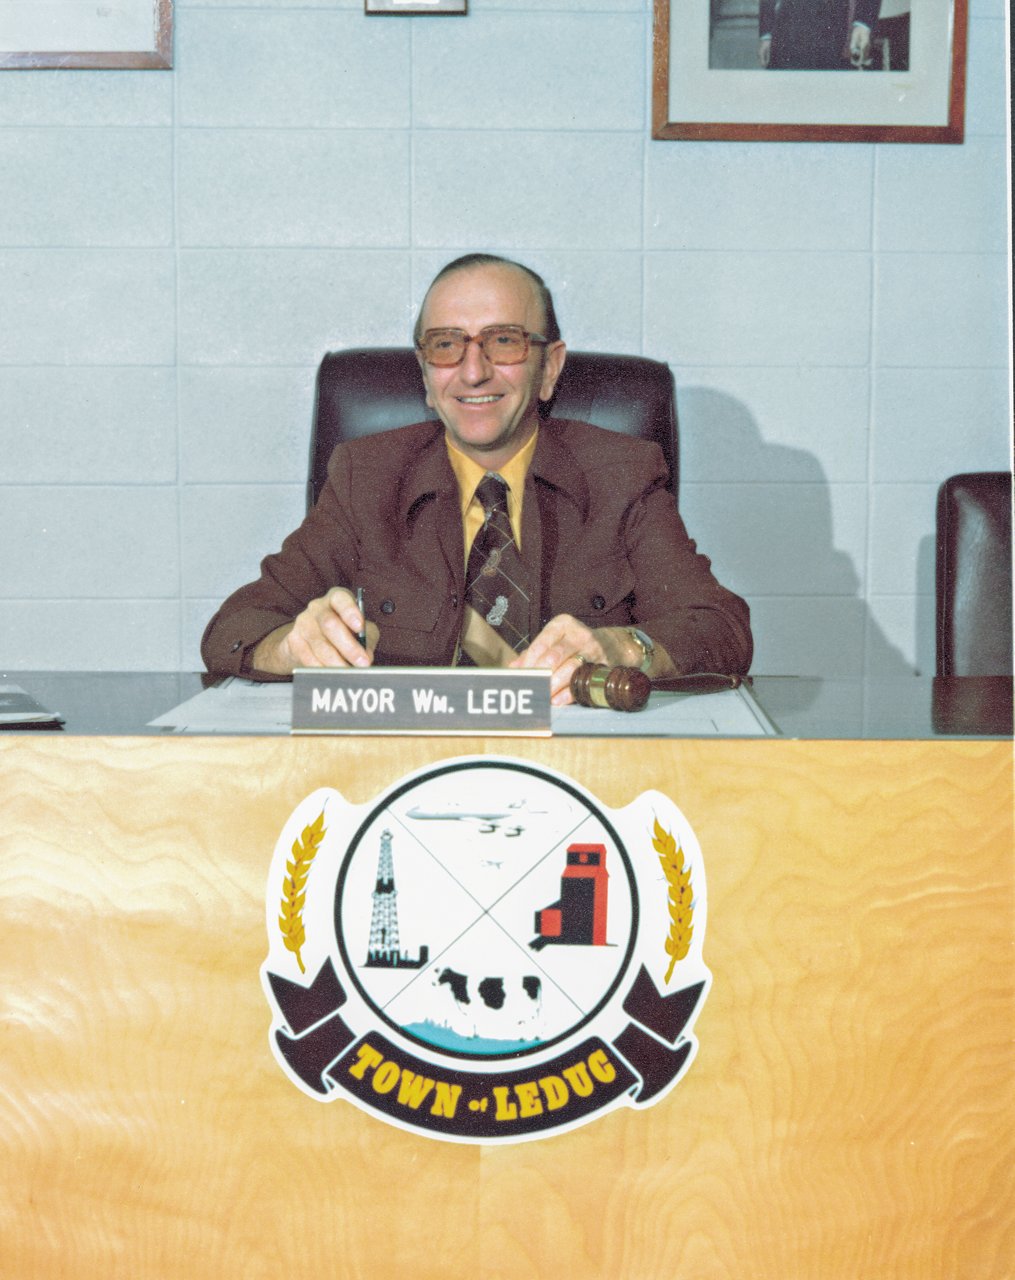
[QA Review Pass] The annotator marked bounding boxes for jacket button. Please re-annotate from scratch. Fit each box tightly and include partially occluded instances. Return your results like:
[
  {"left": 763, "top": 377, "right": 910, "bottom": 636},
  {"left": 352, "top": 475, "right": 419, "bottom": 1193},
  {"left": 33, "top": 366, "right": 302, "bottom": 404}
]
[
  {"left": 380, "top": 599, "right": 395, "bottom": 615},
  {"left": 591, "top": 594, "right": 606, "bottom": 611},
  {"left": 451, "top": 593, "right": 459, "bottom": 608},
  {"left": 230, "top": 640, "right": 243, "bottom": 652}
]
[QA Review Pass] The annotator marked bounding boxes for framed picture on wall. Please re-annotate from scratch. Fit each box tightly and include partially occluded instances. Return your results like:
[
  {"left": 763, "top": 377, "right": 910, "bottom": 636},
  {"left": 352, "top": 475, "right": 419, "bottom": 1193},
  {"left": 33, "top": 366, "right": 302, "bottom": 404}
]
[
  {"left": 0, "top": 0, "right": 173, "bottom": 69},
  {"left": 652, "top": 0, "right": 967, "bottom": 142},
  {"left": 366, "top": 0, "right": 467, "bottom": 12}
]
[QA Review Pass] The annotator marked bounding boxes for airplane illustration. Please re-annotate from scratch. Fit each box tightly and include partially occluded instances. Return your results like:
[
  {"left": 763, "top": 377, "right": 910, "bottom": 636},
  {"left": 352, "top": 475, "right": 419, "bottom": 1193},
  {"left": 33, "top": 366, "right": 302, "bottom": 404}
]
[{"left": 404, "top": 799, "right": 545, "bottom": 837}]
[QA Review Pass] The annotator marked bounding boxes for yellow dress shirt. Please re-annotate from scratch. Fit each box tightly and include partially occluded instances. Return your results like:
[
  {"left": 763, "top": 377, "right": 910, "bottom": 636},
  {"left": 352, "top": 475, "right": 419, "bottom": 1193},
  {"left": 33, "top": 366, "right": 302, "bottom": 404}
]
[{"left": 445, "top": 428, "right": 538, "bottom": 561}]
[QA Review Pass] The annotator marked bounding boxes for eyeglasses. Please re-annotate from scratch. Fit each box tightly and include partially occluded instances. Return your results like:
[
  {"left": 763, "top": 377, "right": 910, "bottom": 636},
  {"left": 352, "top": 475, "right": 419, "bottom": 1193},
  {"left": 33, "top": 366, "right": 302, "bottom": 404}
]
[{"left": 416, "top": 325, "right": 549, "bottom": 367}]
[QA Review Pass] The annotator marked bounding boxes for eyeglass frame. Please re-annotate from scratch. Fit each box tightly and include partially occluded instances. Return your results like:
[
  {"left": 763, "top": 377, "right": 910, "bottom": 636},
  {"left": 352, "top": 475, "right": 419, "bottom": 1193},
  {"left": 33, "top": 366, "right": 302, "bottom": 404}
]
[{"left": 415, "top": 324, "right": 550, "bottom": 367}]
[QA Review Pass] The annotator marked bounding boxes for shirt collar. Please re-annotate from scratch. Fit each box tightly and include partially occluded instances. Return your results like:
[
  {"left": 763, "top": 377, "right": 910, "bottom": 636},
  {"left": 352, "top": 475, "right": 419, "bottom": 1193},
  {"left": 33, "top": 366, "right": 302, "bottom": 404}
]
[
  {"left": 395, "top": 417, "right": 590, "bottom": 526},
  {"left": 445, "top": 427, "right": 539, "bottom": 524}
]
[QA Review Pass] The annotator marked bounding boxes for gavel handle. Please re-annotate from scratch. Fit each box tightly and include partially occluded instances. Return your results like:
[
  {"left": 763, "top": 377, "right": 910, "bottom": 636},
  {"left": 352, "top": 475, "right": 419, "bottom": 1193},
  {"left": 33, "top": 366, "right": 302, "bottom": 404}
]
[
  {"left": 650, "top": 673, "right": 743, "bottom": 694},
  {"left": 570, "top": 666, "right": 743, "bottom": 711}
]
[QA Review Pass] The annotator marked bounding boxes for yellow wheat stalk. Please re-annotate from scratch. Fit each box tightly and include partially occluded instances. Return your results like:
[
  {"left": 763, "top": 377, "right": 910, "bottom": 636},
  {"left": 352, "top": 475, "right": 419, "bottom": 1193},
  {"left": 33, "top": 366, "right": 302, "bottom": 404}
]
[
  {"left": 278, "top": 810, "right": 326, "bottom": 974},
  {"left": 653, "top": 817, "right": 693, "bottom": 984}
]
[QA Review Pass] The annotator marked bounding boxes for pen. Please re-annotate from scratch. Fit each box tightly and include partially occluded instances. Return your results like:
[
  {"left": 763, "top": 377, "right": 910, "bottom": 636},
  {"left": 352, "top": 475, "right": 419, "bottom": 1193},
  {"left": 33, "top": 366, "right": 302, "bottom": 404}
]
[{"left": 355, "top": 587, "right": 367, "bottom": 648}]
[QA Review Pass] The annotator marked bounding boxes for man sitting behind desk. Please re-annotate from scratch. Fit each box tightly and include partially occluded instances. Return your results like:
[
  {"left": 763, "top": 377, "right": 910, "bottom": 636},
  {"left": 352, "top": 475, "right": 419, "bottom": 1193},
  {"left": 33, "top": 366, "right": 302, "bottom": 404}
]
[{"left": 201, "top": 254, "right": 752, "bottom": 705}]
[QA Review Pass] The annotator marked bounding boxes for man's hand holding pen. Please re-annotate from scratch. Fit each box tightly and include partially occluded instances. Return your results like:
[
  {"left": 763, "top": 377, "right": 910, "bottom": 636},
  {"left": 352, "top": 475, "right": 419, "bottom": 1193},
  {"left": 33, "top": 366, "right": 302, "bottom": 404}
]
[{"left": 250, "top": 586, "right": 377, "bottom": 676}]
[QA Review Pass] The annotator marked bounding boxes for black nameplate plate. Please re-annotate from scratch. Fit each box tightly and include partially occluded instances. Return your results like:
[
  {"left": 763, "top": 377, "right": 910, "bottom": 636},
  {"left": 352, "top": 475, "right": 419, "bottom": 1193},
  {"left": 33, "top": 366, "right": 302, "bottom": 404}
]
[{"left": 291, "top": 668, "right": 551, "bottom": 735}]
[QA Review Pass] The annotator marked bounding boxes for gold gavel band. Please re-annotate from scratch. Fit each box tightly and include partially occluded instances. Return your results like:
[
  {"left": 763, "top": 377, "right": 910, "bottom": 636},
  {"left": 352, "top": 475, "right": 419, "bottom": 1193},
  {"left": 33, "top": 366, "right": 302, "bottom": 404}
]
[{"left": 587, "top": 667, "right": 611, "bottom": 709}]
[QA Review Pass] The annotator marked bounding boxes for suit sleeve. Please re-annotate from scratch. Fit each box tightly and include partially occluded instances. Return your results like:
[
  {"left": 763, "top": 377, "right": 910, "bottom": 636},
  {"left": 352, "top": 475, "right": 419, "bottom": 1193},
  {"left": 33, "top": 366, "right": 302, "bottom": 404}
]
[
  {"left": 200, "top": 447, "right": 360, "bottom": 678},
  {"left": 853, "top": 0, "right": 881, "bottom": 27},
  {"left": 622, "top": 451, "right": 753, "bottom": 677}
]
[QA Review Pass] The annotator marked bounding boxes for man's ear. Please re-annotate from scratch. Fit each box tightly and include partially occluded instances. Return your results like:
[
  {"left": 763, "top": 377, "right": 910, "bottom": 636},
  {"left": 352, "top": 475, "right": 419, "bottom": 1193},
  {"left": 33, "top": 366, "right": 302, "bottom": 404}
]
[
  {"left": 414, "top": 348, "right": 435, "bottom": 409},
  {"left": 539, "top": 341, "right": 567, "bottom": 402}
]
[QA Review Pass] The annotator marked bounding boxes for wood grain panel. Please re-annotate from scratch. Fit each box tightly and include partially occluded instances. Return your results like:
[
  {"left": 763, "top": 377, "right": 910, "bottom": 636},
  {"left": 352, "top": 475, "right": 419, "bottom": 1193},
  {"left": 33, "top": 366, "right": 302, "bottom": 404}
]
[{"left": 1, "top": 737, "right": 1011, "bottom": 1279}]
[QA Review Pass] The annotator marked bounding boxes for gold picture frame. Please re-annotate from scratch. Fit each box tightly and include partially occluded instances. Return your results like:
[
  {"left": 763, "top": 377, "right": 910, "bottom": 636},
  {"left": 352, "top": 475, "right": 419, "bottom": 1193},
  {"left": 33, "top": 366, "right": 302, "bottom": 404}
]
[{"left": 0, "top": 0, "right": 173, "bottom": 70}]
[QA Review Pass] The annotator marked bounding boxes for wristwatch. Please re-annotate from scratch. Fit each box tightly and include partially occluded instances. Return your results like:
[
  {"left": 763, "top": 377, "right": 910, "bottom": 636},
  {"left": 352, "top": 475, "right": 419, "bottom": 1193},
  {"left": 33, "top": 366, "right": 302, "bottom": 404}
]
[{"left": 625, "top": 627, "right": 655, "bottom": 675}]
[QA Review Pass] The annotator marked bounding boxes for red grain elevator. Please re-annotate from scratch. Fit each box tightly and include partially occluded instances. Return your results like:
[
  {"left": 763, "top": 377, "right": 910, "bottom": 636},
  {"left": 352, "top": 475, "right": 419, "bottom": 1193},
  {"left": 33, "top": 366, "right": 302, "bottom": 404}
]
[{"left": 532, "top": 843, "right": 609, "bottom": 949}]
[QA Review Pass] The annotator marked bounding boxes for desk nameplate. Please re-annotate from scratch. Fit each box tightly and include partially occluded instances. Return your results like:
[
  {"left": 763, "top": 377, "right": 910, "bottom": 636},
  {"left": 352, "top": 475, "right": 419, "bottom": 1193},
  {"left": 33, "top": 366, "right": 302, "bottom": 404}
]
[{"left": 292, "top": 668, "right": 551, "bottom": 735}]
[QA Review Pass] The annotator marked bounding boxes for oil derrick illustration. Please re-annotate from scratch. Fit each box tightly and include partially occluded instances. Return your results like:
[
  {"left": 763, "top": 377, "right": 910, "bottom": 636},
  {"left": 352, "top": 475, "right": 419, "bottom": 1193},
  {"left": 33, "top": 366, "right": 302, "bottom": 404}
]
[
  {"left": 531, "top": 843, "right": 609, "bottom": 951},
  {"left": 364, "top": 829, "right": 428, "bottom": 969}
]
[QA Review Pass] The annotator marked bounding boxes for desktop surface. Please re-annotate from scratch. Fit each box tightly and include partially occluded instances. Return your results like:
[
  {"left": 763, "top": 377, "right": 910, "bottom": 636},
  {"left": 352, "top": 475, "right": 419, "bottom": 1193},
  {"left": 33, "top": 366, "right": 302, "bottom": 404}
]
[{"left": 2, "top": 671, "right": 1011, "bottom": 738}]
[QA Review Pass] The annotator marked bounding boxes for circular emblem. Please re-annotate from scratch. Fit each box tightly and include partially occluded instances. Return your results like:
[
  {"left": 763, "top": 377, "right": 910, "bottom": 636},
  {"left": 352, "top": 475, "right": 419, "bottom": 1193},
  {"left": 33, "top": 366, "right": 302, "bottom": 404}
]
[
  {"left": 336, "top": 761, "right": 637, "bottom": 1060},
  {"left": 262, "top": 757, "right": 710, "bottom": 1145}
]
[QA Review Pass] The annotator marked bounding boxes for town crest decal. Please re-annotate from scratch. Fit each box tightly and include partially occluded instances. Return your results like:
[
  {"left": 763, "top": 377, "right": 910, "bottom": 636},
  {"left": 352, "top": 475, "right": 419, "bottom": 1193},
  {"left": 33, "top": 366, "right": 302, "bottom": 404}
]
[{"left": 262, "top": 758, "right": 710, "bottom": 1144}]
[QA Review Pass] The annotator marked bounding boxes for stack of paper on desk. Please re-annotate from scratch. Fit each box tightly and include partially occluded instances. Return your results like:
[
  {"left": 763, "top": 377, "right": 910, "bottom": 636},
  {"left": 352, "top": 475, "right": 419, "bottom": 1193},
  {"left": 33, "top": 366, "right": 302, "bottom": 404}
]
[{"left": 0, "top": 684, "right": 63, "bottom": 728}]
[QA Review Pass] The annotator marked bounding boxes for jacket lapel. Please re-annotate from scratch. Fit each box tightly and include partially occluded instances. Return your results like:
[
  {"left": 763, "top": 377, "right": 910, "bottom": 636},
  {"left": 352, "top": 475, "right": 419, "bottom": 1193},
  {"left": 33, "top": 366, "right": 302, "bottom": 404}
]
[
  {"left": 397, "top": 424, "right": 465, "bottom": 593},
  {"left": 524, "top": 420, "right": 590, "bottom": 634}
]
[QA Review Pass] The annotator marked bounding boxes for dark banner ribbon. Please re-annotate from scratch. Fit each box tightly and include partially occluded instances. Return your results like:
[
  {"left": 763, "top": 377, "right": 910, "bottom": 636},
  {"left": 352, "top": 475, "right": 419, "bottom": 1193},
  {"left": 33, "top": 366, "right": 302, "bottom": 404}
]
[
  {"left": 613, "top": 965, "right": 705, "bottom": 1103},
  {"left": 267, "top": 960, "right": 704, "bottom": 1129},
  {"left": 267, "top": 959, "right": 355, "bottom": 1095},
  {"left": 330, "top": 1033, "right": 637, "bottom": 1140}
]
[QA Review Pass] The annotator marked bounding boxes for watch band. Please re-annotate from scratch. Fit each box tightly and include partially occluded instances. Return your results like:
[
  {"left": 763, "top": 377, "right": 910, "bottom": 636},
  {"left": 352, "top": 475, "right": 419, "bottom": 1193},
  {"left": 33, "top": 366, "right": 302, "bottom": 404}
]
[{"left": 626, "top": 627, "right": 654, "bottom": 675}]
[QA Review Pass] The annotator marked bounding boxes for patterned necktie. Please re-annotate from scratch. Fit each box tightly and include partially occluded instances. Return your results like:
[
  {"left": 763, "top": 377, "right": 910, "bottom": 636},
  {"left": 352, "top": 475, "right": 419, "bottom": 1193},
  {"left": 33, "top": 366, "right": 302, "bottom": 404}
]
[{"left": 460, "top": 473, "right": 531, "bottom": 664}]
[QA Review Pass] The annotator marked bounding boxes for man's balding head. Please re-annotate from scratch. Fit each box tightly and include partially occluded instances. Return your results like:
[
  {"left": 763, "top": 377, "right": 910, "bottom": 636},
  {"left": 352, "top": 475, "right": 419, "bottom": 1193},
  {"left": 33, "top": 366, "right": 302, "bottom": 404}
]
[{"left": 414, "top": 254, "right": 561, "bottom": 346}]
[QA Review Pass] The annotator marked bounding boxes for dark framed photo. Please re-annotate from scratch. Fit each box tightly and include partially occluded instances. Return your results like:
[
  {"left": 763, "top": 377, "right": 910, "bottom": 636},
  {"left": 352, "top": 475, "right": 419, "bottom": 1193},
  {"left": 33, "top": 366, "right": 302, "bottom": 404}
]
[
  {"left": 652, "top": 0, "right": 967, "bottom": 142},
  {"left": 366, "top": 0, "right": 467, "bottom": 13},
  {"left": 0, "top": 0, "right": 173, "bottom": 70}
]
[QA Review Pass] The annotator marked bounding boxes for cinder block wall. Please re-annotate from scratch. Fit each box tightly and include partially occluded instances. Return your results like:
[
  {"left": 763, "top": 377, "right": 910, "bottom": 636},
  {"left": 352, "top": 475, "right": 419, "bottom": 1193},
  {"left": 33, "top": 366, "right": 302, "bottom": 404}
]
[{"left": 0, "top": 0, "right": 1009, "bottom": 675}]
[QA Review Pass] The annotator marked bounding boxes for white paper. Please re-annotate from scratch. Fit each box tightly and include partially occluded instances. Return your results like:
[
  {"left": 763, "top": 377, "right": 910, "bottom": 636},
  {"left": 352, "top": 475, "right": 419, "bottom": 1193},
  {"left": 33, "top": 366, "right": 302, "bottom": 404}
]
[{"left": 148, "top": 678, "right": 292, "bottom": 734}]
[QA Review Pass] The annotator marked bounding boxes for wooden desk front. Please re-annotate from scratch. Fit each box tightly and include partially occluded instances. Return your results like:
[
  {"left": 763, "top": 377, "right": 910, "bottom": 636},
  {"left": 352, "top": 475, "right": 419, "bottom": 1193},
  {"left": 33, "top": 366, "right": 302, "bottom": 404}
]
[{"left": 1, "top": 735, "right": 1011, "bottom": 1279}]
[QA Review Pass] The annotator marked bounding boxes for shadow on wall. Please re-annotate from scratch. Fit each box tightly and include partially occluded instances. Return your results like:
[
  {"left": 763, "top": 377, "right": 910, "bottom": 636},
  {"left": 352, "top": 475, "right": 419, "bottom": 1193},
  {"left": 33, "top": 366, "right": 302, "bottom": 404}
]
[
  {"left": 915, "top": 536, "right": 938, "bottom": 677},
  {"left": 676, "top": 387, "right": 913, "bottom": 678}
]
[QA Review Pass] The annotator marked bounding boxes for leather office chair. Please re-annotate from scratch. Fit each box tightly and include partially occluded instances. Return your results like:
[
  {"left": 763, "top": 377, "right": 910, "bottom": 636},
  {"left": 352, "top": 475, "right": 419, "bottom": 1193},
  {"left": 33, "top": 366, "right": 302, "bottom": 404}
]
[
  {"left": 935, "top": 471, "right": 1014, "bottom": 676},
  {"left": 307, "top": 349, "right": 678, "bottom": 512}
]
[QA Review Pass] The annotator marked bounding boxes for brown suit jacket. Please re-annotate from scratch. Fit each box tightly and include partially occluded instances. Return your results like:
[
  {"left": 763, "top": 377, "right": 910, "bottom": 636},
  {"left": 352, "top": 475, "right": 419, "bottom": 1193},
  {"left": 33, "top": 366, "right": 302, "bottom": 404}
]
[{"left": 200, "top": 418, "right": 752, "bottom": 678}]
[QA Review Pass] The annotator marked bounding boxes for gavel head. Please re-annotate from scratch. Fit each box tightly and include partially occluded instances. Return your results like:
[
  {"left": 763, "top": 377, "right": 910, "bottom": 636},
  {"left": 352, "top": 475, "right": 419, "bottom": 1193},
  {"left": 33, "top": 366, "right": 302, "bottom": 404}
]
[{"left": 570, "top": 663, "right": 651, "bottom": 712}]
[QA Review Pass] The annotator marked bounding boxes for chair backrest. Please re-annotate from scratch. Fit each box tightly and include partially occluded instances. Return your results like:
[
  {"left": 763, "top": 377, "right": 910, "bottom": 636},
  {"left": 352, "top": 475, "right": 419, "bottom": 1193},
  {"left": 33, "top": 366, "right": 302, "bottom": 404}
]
[
  {"left": 935, "top": 471, "right": 1014, "bottom": 675},
  {"left": 308, "top": 349, "right": 678, "bottom": 510}
]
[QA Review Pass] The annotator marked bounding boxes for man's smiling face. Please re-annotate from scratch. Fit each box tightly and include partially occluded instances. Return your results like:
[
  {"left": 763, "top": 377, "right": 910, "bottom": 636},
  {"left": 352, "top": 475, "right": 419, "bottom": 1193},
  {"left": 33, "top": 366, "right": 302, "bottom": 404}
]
[{"left": 416, "top": 263, "right": 566, "bottom": 469}]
